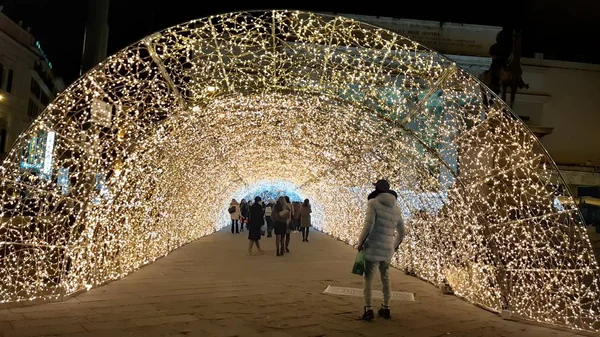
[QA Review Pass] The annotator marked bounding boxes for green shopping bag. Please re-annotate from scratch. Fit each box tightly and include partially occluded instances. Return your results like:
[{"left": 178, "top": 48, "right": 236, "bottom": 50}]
[{"left": 352, "top": 251, "right": 366, "bottom": 276}]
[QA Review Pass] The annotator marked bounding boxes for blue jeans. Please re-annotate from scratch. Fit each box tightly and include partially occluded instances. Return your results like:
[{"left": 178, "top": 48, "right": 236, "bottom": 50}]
[{"left": 363, "top": 260, "right": 391, "bottom": 307}]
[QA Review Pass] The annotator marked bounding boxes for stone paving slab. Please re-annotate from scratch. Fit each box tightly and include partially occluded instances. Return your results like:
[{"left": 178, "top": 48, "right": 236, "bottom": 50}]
[
  {"left": 0, "top": 229, "right": 589, "bottom": 336},
  {"left": 323, "top": 285, "right": 415, "bottom": 301}
]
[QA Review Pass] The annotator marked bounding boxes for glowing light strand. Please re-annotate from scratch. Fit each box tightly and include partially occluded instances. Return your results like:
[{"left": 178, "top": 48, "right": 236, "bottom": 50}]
[{"left": 0, "top": 10, "right": 597, "bottom": 333}]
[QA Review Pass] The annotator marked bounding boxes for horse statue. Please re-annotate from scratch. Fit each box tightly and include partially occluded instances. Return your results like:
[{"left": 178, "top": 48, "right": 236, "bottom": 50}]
[
  {"left": 477, "top": 69, "right": 493, "bottom": 107},
  {"left": 478, "top": 29, "right": 529, "bottom": 109},
  {"left": 499, "top": 30, "right": 529, "bottom": 108}
]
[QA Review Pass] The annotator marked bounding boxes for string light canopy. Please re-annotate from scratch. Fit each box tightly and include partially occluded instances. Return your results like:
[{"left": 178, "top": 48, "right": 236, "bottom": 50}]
[{"left": 0, "top": 10, "right": 598, "bottom": 332}]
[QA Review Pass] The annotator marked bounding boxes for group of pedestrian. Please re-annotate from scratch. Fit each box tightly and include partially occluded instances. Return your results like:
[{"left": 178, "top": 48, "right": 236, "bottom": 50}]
[
  {"left": 227, "top": 178, "right": 405, "bottom": 322},
  {"left": 228, "top": 196, "right": 312, "bottom": 256}
]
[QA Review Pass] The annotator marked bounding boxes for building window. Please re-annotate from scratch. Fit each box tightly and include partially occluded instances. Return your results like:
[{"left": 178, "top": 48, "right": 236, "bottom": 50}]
[
  {"left": 6, "top": 69, "right": 14, "bottom": 93},
  {"left": 0, "top": 129, "right": 5, "bottom": 153},
  {"left": 41, "top": 91, "right": 50, "bottom": 105},
  {"left": 30, "top": 78, "right": 42, "bottom": 99},
  {"left": 30, "top": 78, "right": 51, "bottom": 105},
  {"left": 0, "top": 63, "right": 4, "bottom": 90},
  {"left": 28, "top": 98, "right": 40, "bottom": 119},
  {"left": 28, "top": 99, "right": 33, "bottom": 117},
  {"left": 33, "top": 61, "right": 55, "bottom": 94}
]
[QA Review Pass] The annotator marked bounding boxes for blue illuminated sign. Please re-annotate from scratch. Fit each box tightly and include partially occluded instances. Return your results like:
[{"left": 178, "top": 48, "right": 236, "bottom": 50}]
[
  {"left": 19, "top": 130, "right": 56, "bottom": 181},
  {"left": 35, "top": 41, "right": 52, "bottom": 69},
  {"left": 58, "top": 168, "right": 70, "bottom": 195}
]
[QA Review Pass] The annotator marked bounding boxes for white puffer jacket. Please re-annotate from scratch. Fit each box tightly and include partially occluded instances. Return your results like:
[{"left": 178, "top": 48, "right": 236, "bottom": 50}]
[{"left": 358, "top": 192, "right": 405, "bottom": 262}]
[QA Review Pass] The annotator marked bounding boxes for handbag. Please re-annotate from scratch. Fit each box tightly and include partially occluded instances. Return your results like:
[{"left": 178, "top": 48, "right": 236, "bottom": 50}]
[
  {"left": 352, "top": 251, "right": 366, "bottom": 276},
  {"left": 353, "top": 230, "right": 371, "bottom": 276},
  {"left": 228, "top": 206, "right": 235, "bottom": 214},
  {"left": 278, "top": 209, "right": 289, "bottom": 217}
]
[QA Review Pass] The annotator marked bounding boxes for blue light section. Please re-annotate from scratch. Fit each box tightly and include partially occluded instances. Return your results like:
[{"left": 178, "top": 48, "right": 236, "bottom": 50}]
[
  {"left": 58, "top": 168, "right": 70, "bottom": 195},
  {"left": 553, "top": 197, "right": 565, "bottom": 211},
  {"left": 218, "top": 180, "right": 309, "bottom": 229},
  {"left": 238, "top": 180, "right": 304, "bottom": 202},
  {"left": 92, "top": 173, "right": 112, "bottom": 204}
]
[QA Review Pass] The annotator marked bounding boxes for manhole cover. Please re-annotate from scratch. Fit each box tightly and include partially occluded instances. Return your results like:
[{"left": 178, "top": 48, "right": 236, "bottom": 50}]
[{"left": 323, "top": 285, "right": 415, "bottom": 301}]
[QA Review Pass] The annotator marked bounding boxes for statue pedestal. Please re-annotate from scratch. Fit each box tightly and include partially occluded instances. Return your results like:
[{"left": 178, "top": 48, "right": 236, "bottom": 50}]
[{"left": 520, "top": 118, "right": 554, "bottom": 138}]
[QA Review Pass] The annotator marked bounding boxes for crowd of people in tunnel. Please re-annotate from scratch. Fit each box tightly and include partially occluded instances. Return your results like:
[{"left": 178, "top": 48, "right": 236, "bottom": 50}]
[
  {"left": 228, "top": 196, "right": 312, "bottom": 256},
  {"left": 227, "top": 178, "right": 405, "bottom": 321}
]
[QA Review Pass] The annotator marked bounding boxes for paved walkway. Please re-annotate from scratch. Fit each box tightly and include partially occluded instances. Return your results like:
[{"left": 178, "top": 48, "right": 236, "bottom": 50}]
[{"left": 0, "top": 230, "right": 585, "bottom": 337}]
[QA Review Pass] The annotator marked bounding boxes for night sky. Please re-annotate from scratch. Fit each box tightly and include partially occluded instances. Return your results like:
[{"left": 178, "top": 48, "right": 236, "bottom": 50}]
[{"left": 2, "top": 0, "right": 599, "bottom": 85}]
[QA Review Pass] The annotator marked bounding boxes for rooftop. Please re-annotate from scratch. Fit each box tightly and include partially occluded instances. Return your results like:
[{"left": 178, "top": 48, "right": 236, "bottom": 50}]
[{"left": 0, "top": 10, "right": 35, "bottom": 48}]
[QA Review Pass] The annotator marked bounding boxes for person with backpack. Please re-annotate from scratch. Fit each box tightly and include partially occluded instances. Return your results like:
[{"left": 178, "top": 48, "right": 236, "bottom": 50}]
[
  {"left": 356, "top": 179, "right": 405, "bottom": 321},
  {"left": 229, "top": 199, "right": 241, "bottom": 234},
  {"left": 264, "top": 200, "right": 274, "bottom": 237},
  {"left": 239, "top": 199, "right": 249, "bottom": 232}
]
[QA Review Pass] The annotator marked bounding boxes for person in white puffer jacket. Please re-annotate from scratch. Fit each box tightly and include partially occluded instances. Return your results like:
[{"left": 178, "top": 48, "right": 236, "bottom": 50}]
[{"left": 356, "top": 179, "right": 405, "bottom": 321}]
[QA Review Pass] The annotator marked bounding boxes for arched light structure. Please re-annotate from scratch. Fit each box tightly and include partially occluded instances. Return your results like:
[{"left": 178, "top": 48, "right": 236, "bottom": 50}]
[{"left": 0, "top": 10, "right": 598, "bottom": 332}]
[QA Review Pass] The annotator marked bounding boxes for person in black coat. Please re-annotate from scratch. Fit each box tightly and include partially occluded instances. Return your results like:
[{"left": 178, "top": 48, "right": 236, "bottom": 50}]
[
  {"left": 240, "top": 199, "right": 249, "bottom": 232},
  {"left": 247, "top": 196, "right": 265, "bottom": 255}
]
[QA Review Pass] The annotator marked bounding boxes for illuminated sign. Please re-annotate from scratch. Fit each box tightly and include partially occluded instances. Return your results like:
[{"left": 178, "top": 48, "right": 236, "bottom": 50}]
[
  {"left": 27, "top": 137, "right": 37, "bottom": 164},
  {"left": 35, "top": 41, "right": 52, "bottom": 69},
  {"left": 19, "top": 130, "right": 56, "bottom": 181},
  {"left": 41, "top": 131, "right": 55, "bottom": 179}
]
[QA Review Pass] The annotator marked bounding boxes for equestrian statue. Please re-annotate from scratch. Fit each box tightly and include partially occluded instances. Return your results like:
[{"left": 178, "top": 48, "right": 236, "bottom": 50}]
[{"left": 479, "top": 29, "right": 529, "bottom": 108}]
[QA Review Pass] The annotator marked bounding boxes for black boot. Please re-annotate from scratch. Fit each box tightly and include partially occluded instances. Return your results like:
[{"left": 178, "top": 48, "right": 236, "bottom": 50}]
[
  {"left": 378, "top": 306, "right": 391, "bottom": 319},
  {"left": 362, "top": 307, "right": 374, "bottom": 321}
]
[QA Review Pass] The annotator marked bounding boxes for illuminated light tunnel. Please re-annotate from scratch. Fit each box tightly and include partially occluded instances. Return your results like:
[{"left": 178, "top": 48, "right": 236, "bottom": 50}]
[{"left": 0, "top": 10, "right": 598, "bottom": 332}]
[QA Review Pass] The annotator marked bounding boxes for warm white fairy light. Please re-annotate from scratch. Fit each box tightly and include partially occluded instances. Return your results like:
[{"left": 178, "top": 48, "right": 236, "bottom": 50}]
[{"left": 0, "top": 10, "right": 598, "bottom": 332}]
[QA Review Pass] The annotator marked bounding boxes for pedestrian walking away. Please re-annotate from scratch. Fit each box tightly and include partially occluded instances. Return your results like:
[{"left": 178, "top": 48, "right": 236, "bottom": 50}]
[
  {"left": 284, "top": 196, "right": 294, "bottom": 252},
  {"left": 240, "top": 199, "right": 249, "bottom": 232},
  {"left": 300, "top": 199, "right": 312, "bottom": 242},
  {"left": 264, "top": 200, "right": 274, "bottom": 237},
  {"left": 229, "top": 199, "right": 241, "bottom": 233},
  {"left": 247, "top": 196, "right": 265, "bottom": 255}
]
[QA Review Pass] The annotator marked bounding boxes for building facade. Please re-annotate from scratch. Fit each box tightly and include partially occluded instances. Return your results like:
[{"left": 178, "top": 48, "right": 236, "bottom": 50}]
[{"left": 0, "top": 10, "right": 65, "bottom": 160}]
